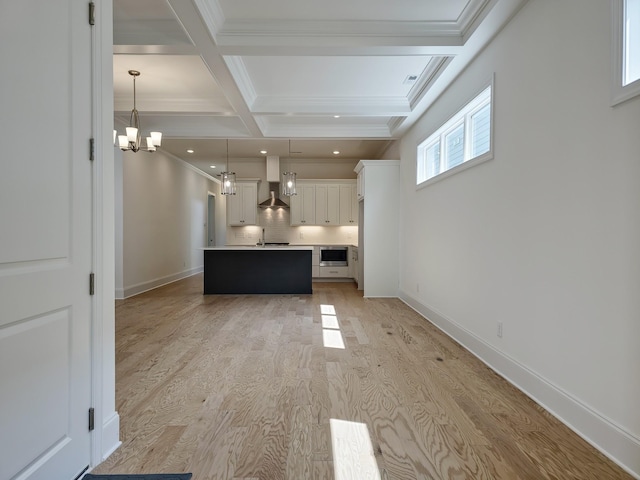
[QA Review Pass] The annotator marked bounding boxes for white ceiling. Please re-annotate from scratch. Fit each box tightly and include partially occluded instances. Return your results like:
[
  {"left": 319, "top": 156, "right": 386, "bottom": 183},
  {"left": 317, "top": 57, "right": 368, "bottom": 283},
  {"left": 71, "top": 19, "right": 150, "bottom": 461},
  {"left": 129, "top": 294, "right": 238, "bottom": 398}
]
[{"left": 113, "top": 0, "right": 526, "bottom": 172}]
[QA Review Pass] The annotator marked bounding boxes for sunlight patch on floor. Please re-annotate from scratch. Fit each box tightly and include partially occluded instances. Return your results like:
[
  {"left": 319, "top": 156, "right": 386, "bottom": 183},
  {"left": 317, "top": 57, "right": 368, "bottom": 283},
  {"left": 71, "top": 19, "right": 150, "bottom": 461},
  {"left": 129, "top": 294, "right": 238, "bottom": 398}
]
[
  {"left": 322, "top": 314, "right": 340, "bottom": 329},
  {"left": 321, "top": 304, "right": 336, "bottom": 315},
  {"left": 321, "top": 304, "right": 345, "bottom": 349},
  {"left": 330, "top": 418, "right": 381, "bottom": 480}
]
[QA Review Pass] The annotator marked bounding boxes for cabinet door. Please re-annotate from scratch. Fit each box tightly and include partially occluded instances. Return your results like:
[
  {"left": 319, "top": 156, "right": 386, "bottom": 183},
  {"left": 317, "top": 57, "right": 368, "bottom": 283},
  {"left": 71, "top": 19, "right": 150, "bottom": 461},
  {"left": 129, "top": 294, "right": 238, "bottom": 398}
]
[
  {"left": 240, "top": 182, "right": 257, "bottom": 225},
  {"left": 339, "top": 184, "right": 358, "bottom": 225},
  {"left": 326, "top": 185, "right": 340, "bottom": 224},
  {"left": 227, "top": 191, "right": 243, "bottom": 225},
  {"left": 315, "top": 185, "right": 328, "bottom": 224},
  {"left": 301, "top": 185, "right": 316, "bottom": 224},
  {"left": 290, "top": 184, "right": 315, "bottom": 225},
  {"left": 227, "top": 182, "right": 257, "bottom": 225},
  {"left": 316, "top": 184, "right": 340, "bottom": 225}
]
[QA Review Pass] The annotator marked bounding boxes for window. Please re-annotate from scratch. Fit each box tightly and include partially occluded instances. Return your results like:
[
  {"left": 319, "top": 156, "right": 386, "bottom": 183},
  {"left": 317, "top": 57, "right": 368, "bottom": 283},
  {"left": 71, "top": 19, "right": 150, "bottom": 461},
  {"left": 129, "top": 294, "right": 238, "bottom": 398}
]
[
  {"left": 624, "top": 0, "right": 640, "bottom": 85},
  {"left": 416, "top": 85, "right": 492, "bottom": 185},
  {"left": 612, "top": 0, "right": 640, "bottom": 104}
]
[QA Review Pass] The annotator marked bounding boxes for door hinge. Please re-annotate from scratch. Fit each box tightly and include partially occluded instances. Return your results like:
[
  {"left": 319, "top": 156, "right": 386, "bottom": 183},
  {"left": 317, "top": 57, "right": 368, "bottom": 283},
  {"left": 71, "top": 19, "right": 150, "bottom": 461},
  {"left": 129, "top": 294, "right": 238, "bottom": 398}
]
[
  {"left": 89, "top": 137, "right": 95, "bottom": 161},
  {"left": 89, "top": 273, "right": 95, "bottom": 296},
  {"left": 89, "top": 2, "right": 95, "bottom": 26},
  {"left": 88, "top": 407, "right": 95, "bottom": 431}
]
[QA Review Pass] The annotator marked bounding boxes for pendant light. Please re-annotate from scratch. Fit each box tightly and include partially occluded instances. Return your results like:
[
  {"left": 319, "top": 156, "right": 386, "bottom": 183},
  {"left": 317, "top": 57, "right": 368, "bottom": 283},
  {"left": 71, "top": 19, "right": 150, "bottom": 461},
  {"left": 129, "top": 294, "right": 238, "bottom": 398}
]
[
  {"left": 281, "top": 140, "right": 297, "bottom": 196},
  {"left": 115, "top": 70, "right": 162, "bottom": 153},
  {"left": 220, "top": 139, "right": 236, "bottom": 195}
]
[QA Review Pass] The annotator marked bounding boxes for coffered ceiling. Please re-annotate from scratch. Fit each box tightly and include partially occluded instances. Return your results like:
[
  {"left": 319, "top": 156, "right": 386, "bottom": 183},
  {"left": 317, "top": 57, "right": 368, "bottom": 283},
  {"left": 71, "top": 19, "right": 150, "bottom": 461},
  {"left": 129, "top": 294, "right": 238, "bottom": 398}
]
[{"left": 113, "top": 0, "right": 526, "bottom": 170}]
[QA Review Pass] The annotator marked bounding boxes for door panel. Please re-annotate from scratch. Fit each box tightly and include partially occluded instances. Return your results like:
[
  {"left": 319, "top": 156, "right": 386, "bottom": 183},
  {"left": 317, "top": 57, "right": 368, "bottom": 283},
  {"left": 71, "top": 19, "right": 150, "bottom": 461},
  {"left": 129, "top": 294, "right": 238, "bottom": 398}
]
[{"left": 0, "top": 1, "right": 93, "bottom": 479}]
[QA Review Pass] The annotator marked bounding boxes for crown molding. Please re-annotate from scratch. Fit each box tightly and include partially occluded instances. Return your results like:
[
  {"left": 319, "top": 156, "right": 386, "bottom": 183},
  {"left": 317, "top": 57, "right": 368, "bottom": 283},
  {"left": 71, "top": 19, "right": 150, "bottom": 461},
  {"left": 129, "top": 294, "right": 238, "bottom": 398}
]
[
  {"left": 190, "top": 0, "right": 225, "bottom": 38},
  {"left": 262, "top": 122, "right": 392, "bottom": 138},
  {"left": 386, "top": 116, "right": 405, "bottom": 134},
  {"left": 407, "top": 56, "right": 453, "bottom": 109},
  {"left": 224, "top": 56, "right": 258, "bottom": 107},
  {"left": 251, "top": 96, "right": 411, "bottom": 115},
  {"left": 219, "top": 19, "right": 461, "bottom": 38},
  {"left": 114, "top": 97, "right": 231, "bottom": 113},
  {"left": 457, "top": 0, "right": 496, "bottom": 39}
]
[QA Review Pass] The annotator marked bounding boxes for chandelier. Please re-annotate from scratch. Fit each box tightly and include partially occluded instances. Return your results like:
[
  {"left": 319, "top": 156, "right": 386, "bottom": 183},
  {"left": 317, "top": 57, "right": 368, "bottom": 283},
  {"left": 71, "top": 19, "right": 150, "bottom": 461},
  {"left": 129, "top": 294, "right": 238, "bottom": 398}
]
[
  {"left": 220, "top": 139, "right": 237, "bottom": 195},
  {"left": 281, "top": 140, "right": 297, "bottom": 196},
  {"left": 115, "top": 70, "right": 162, "bottom": 153}
]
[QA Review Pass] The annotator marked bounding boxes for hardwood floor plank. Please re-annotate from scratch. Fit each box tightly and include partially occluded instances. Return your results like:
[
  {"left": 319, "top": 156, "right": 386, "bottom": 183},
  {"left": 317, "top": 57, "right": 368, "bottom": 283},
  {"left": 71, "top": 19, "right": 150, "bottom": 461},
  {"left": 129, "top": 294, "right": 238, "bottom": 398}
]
[{"left": 91, "top": 276, "right": 632, "bottom": 480}]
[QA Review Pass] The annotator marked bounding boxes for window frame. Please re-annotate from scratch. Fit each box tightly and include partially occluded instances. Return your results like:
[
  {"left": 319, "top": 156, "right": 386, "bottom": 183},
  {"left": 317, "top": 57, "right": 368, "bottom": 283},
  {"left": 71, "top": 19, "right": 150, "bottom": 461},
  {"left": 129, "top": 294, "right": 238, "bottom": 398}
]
[
  {"left": 611, "top": 0, "right": 640, "bottom": 105},
  {"left": 416, "top": 80, "right": 494, "bottom": 188}
]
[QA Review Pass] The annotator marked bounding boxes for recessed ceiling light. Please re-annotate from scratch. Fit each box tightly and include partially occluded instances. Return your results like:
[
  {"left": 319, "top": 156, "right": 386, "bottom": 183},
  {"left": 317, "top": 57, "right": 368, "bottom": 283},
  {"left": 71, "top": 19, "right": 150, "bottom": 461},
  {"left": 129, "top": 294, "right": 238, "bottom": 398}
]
[
  {"left": 209, "top": 165, "right": 216, "bottom": 169},
  {"left": 333, "top": 115, "right": 341, "bottom": 118},
  {"left": 260, "top": 150, "right": 267, "bottom": 154},
  {"left": 187, "top": 149, "right": 194, "bottom": 153},
  {"left": 333, "top": 151, "right": 340, "bottom": 155}
]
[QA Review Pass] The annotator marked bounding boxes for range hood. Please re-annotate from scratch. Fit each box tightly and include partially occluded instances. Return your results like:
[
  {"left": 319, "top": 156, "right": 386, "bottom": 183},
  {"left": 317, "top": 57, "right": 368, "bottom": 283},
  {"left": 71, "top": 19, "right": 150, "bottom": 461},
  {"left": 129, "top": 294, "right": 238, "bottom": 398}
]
[
  {"left": 258, "top": 156, "right": 290, "bottom": 208},
  {"left": 259, "top": 183, "right": 290, "bottom": 208}
]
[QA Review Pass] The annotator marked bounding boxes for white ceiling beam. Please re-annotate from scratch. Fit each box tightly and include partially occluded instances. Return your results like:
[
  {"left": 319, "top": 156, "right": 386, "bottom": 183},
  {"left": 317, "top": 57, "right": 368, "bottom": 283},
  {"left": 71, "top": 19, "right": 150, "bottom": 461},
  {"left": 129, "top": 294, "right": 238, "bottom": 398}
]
[{"left": 167, "top": 0, "right": 264, "bottom": 138}]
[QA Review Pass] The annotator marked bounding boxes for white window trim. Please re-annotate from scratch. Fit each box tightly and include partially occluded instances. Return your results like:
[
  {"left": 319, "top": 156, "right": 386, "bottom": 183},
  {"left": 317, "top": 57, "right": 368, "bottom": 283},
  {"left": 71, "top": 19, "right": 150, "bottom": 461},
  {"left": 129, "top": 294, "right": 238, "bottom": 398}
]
[
  {"left": 611, "top": 0, "right": 640, "bottom": 105},
  {"left": 416, "top": 77, "right": 494, "bottom": 189}
]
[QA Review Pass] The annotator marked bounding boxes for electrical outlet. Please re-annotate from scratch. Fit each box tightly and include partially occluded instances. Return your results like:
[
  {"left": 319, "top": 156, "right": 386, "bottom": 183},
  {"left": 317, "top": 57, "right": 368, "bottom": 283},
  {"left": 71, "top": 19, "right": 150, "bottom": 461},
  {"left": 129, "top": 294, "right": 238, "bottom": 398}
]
[
  {"left": 497, "top": 322, "right": 503, "bottom": 338},
  {"left": 416, "top": 283, "right": 419, "bottom": 292},
  {"left": 299, "top": 232, "right": 304, "bottom": 239}
]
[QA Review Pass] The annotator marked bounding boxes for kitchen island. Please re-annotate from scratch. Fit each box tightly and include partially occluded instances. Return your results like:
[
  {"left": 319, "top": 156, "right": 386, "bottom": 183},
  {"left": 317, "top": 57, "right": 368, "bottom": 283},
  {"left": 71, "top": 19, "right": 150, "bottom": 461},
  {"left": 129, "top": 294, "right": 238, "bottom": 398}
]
[{"left": 202, "top": 246, "right": 313, "bottom": 294}]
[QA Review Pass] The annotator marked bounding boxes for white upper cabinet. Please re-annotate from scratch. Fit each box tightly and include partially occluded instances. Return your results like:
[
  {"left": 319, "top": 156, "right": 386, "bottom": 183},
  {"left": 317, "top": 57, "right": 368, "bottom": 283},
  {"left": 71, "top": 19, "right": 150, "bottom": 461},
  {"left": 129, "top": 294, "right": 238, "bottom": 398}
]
[
  {"left": 290, "top": 180, "right": 356, "bottom": 226},
  {"left": 315, "top": 184, "right": 340, "bottom": 225},
  {"left": 227, "top": 181, "right": 258, "bottom": 225},
  {"left": 290, "top": 184, "right": 316, "bottom": 225},
  {"left": 339, "top": 183, "right": 358, "bottom": 225}
]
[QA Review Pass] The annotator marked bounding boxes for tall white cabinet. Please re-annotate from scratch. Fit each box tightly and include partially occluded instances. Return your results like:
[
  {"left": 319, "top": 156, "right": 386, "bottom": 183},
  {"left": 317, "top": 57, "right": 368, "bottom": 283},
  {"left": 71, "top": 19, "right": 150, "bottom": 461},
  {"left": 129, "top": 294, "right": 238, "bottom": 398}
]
[{"left": 354, "top": 160, "right": 400, "bottom": 297}]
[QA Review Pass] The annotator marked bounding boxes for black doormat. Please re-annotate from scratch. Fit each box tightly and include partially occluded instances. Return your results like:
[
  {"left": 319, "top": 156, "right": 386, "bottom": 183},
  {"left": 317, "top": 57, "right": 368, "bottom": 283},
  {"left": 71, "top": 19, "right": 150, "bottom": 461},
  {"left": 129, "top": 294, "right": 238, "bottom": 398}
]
[{"left": 84, "top": 475, "right": 191, "bottom": 480}]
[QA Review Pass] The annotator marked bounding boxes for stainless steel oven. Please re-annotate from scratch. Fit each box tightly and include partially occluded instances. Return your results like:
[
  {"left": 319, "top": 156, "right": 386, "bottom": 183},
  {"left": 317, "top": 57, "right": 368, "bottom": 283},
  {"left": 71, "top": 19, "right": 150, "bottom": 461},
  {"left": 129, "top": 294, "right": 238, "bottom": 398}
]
[{"left": 319, "top": 246, "right": 348, "bottom": 266}]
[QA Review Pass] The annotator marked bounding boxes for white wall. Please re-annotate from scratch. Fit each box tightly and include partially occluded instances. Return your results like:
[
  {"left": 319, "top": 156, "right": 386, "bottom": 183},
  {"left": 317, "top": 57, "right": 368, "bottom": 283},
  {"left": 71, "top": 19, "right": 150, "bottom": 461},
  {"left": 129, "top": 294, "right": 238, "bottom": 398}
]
[
  {"left": 398, "top": 0, "right": 640, "bottom": 476},
  {"left": 94, "top": 0, "right": 120, "bottom": 463},
  {"left": 121, "top": 149, "right": 220, "bottom": 297}
]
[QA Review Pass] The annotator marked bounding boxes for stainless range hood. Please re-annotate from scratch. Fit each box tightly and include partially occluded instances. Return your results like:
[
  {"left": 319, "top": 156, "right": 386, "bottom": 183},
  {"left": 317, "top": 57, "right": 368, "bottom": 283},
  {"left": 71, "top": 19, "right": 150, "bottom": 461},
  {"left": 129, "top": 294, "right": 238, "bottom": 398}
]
[
  {"left": 259, "top": 183, "right": 290, "bottom": 208},
  {"left": 258, "top": 156, "right": 290, "bottom": 208}
]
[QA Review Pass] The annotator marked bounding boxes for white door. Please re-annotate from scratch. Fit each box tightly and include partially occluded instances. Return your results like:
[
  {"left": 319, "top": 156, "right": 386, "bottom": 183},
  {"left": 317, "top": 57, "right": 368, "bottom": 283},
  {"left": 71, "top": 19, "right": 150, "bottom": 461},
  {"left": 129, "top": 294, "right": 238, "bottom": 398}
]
[{"left": 0, "top": 1, "right": 93, "bottom": 479}]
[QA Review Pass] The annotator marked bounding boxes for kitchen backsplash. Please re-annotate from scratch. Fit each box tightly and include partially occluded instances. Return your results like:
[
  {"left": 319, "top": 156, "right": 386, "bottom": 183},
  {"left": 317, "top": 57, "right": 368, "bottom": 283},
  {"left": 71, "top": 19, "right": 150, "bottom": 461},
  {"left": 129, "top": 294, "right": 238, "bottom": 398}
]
[{"left": 227, "top": 208, "right": 358, "bottom": 245}]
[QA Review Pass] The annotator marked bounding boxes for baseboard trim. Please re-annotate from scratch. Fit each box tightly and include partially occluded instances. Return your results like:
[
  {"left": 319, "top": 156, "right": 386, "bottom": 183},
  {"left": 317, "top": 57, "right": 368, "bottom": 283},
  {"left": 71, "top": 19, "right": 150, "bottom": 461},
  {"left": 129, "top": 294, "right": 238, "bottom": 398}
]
[
  {"left": 399, "top": 289, "right": 640, "bottom": 479},
  {"left": 123, "top": 267, "right": 203, "bottom": 299},
  {"left": 100, "top": 412, "right": 121, "bottom": 462}
]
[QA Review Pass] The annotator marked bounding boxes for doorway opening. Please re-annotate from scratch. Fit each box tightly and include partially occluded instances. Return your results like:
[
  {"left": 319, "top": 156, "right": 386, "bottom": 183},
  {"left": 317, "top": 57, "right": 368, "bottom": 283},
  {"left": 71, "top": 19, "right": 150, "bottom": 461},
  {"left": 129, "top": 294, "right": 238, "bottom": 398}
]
[{"left": 208, "top": 193, "right": 216, "bottom": 247}]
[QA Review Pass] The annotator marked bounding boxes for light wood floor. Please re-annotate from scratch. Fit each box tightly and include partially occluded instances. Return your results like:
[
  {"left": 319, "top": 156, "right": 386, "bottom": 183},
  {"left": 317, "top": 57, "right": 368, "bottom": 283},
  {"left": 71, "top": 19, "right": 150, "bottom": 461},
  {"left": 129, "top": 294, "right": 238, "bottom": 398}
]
[{"left": 92, "top": 274, "right": 631, "bottom": 479}]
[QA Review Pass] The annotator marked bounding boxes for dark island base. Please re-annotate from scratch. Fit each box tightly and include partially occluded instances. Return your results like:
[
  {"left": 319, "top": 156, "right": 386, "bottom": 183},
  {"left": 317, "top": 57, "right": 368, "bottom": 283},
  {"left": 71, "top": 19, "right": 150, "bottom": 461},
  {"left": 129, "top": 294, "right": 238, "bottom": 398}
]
[{"left": 204, "top": 249, "right": 313, "bottom": 294}]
